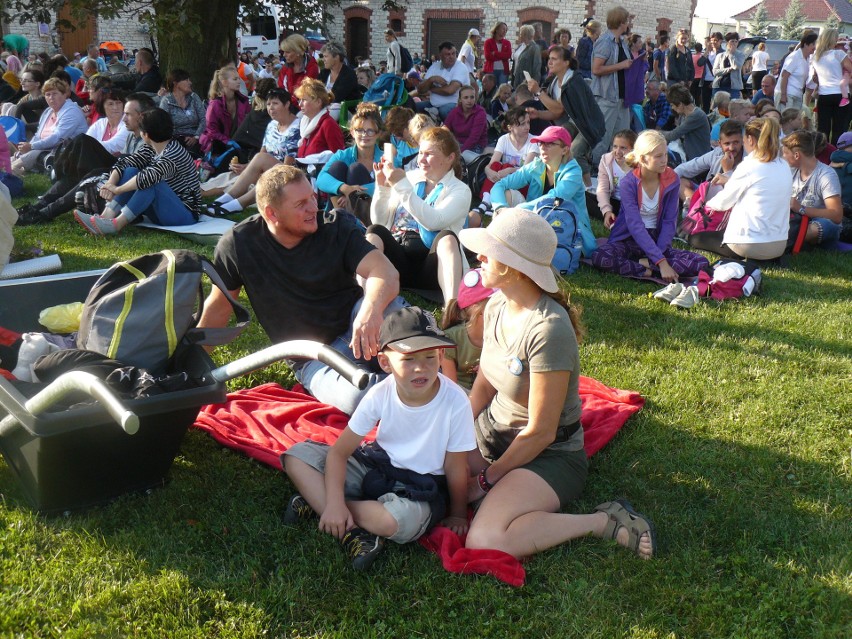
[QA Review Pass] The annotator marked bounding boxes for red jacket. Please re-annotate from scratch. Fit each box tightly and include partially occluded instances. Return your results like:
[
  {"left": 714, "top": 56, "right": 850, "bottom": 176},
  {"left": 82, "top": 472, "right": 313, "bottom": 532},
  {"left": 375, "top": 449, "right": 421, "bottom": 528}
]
[
  {"left": 483, "top": 38, "right": 512, "bottom": 74},
  {"left": 278, "top": 54, "right": 319, "bottom": 106},
  {"left": 298, "top": 112, "right": 345, "bottom": 157}
]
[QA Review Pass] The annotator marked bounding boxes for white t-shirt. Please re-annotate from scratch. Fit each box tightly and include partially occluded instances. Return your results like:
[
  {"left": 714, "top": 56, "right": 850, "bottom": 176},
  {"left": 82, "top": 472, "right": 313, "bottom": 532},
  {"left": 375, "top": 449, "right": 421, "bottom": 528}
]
[
  {"left": 494, "top": 133, "right": 539, "bottom": 167},
  {"left": 459, "top": 41, "right": 476, "bottom": 74},
  {"left": 639, "top": 186, "right": 660, "bottom": 228},
  {"left": 611, "top": 162, "right": 627, "bottom": 200},
  {"left": 752, "top": 50, "right": 769, "bottom": 72},
  {"left": 347, "top": 373, "right": 476, "bottom": 476},
  {"left": 423, "top": 59, "right": 471, "bottom": 108},
  {"left": 811, "top": 50, "right": 847, "bottom": 95},
  {"left": 781, "top": 49, "right": 811, "bottom": 98}
]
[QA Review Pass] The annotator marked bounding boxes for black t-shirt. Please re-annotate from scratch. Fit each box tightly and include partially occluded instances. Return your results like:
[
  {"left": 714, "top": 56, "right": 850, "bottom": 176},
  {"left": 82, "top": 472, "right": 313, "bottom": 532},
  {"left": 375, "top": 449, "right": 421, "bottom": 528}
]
[
  {"left": 214, "top": 212, "right": 375, "bottom": 345},
  {"left": 617, "top": 39, "right": 628, "bottom": 101}
]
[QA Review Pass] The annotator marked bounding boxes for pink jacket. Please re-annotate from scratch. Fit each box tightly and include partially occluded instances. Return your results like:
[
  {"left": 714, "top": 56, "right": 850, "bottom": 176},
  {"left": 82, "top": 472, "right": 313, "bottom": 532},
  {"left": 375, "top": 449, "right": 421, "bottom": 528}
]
[
  {"left": 199, "top": 92, "right": 250, "bottom": 153},
  {"left": 597, "top": 152, "right": 624, "bottom": 216},
  {"left": 443, "top": 104, "right": 488, "bottom": 152}
]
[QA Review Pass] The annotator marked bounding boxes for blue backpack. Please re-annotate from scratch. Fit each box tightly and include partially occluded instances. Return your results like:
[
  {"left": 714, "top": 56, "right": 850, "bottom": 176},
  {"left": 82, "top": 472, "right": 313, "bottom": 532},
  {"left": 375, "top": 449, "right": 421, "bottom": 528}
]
[
  {"left": 0, "top": 116, "right": 27, "bottom": 144},
  {"left": 363, "top": 73, "right": 405, "bottom": 107},
  {"left": 532, "top": 196, "right": 583, "bottom": 275}
]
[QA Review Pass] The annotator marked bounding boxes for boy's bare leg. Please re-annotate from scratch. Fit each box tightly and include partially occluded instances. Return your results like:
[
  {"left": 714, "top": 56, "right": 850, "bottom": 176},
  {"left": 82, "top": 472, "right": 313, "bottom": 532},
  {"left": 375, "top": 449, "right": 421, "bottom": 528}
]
[
  {"left": 283, "top": 456, "right": 329, "bottom": 513},
  {"left": 346, "top": 501, "right": 399, "bottom": 538}
]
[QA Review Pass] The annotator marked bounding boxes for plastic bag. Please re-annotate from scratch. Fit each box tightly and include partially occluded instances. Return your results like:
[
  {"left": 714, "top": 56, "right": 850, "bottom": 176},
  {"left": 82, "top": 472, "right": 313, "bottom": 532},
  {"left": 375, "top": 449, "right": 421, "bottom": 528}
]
[{"left": 39, "top": 302, "right": 84, "bottom": 333}]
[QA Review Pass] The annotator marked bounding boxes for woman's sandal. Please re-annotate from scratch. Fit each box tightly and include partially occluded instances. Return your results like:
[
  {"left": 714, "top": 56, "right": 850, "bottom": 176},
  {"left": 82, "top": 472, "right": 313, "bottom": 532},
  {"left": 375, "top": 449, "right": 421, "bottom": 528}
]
[
  {"left": 594, "top": 499, "right": 657, "bottom": 559},
  {"left": 207, "top": 202, "right": 232, "bottom": 217}
]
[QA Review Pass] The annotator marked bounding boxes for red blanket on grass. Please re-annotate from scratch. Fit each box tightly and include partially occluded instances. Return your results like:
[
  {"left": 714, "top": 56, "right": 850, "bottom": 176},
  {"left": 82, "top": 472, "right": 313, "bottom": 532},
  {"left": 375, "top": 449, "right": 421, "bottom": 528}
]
[{"left": 193, "top": 378, "right": 644, "bottom": 587}]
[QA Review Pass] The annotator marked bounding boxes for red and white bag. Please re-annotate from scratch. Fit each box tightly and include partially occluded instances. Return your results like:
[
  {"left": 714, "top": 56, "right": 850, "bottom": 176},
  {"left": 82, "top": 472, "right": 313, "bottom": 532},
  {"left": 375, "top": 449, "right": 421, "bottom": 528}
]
[{"left": 679, "top": 181, "right": 732, "bottom": 236}]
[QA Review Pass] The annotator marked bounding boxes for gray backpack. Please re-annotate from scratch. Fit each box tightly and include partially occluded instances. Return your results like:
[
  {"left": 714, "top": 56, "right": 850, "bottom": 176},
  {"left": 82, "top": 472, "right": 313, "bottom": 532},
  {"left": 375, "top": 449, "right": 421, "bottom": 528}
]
[{"left": 77, "top": 249, "right": 250, "bottom": 372}]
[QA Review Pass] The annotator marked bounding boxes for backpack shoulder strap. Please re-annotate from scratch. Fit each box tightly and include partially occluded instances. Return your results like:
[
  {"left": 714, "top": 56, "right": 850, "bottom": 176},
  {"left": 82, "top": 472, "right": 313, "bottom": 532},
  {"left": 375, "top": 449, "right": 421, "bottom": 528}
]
[{"left": 184, "top": 257, "right": 251, "bottom": 346}]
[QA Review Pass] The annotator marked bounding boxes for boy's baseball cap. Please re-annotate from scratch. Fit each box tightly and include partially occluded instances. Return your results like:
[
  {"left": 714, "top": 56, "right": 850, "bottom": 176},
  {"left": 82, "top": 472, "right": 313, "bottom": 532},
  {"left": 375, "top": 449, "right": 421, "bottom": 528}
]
[
  {"left": 379, "top": 307, "right": 456, "bottom": 353},
  {"left": 457, "top": 268, "right": 497, "bottom": 309},
  {"left": 837, "top": 131, "right": 852, "bottom": 149}
]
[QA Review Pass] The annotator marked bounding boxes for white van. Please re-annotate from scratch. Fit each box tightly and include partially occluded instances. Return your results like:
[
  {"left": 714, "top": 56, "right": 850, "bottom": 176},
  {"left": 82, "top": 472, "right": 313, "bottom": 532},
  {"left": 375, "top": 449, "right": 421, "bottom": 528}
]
[{"left": 237, "top": 3, "right": 280, "bottom": 57}]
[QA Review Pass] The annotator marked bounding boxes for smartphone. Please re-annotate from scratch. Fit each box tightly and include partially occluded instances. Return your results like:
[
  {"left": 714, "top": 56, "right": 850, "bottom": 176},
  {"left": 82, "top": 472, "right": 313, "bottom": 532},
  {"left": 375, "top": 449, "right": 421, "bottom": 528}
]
[
  {"left": 523, "top": 70, "right": 532, "bottom": 82},
  {"left": 383, "top": 143, "right": 396, "bottom": 164}
]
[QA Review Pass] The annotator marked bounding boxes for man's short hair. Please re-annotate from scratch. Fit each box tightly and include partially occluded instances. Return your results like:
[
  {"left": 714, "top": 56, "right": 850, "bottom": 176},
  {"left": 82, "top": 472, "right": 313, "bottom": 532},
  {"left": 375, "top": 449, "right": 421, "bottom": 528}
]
[
  {"left": 126, "top": 92, "right": 157, "bottom": 111},
  {"left": 719, "top": 119, "right": 744, "bottom": 138},
  {"left": 659, "top": 35, "right": 669, "bottom": 46},
  {"left": 438, "top": 41, "right": 455, "bottom": 52},
  {"left": 256, "top": 164, "right": 309, "bottom": 213},
  {"left": 136, "top": 49, "right": 154, "bottom": 68},
  {"left": 729, "top": 99, "right": 752, "bottom": 117}
]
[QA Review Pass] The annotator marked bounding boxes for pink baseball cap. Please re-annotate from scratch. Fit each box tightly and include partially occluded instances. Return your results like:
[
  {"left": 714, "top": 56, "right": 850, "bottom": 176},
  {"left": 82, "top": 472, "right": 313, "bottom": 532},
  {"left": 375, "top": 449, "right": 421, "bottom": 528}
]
[
  {"left": 530, "top": 126, "right": 572, "bottom": 147},
  {"left": 457, "top": 269, "right": 497, "bottom": 309}
]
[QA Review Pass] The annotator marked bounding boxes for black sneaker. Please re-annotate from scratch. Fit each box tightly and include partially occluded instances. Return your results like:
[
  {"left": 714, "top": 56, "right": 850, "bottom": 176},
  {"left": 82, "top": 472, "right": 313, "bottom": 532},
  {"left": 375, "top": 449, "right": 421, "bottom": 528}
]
[
  {"left": 16, "top": 207, "right": 52, "bottom": 226},
  {"left": 340, "top": 527, "right": 385, "bottom": 571},
  {"left": 281, "top": 493, "right": 316, "bottom": 525}
]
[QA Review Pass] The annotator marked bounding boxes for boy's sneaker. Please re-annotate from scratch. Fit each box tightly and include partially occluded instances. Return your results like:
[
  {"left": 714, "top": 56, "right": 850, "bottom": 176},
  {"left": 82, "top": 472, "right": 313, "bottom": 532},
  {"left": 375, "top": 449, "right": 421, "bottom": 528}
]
[
  {"left": 652, "top": 282, "right": 684, "bottom": 302},
  {"left": 281, "top": 493, "right": 316, "bottom": 525},
  {"left": 74, "top": 210, "right": 117, "bottom": 236},
  {"left": 670, "top": 285, "right": 700, "bottom": 309},
  {"left": 340, "top": 527, "right": 385, "bottom": 571}
]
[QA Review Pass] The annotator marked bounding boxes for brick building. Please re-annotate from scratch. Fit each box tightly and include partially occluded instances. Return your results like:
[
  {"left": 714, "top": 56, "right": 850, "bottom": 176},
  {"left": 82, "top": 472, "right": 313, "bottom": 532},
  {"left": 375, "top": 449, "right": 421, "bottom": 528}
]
[{"left": 331, "top": 1, "right": 698, "bottom": 65}]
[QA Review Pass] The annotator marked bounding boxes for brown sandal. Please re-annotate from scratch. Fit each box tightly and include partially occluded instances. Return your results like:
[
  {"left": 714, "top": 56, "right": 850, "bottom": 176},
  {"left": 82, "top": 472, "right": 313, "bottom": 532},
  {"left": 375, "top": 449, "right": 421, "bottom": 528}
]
[{"left": 594, "top": 499, "right": 657, "bottom": 559}]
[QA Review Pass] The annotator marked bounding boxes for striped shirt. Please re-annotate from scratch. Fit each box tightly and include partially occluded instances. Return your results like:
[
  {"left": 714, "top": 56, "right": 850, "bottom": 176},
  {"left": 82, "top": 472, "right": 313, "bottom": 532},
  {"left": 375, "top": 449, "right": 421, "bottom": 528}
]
[
  {"left": 113, "top": 139, "right": 202, "bottom": 215},
  {"left": 262, "top": 118, "right": 300, "bottom": 160}
]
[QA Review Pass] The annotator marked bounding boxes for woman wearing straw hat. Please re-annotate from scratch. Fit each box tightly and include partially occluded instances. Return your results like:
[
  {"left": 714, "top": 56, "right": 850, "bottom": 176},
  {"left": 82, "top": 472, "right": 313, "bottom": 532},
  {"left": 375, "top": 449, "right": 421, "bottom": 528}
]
[{"left": 458, "top": 208, "right": 656, "bottom": 561}]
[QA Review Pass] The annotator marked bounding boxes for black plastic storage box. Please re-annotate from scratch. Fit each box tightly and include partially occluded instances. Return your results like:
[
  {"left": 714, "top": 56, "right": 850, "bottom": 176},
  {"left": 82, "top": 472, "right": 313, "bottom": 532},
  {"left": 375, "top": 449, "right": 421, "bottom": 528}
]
[{"left": 0, "top": 271, "right": 227, "bottom": 514}]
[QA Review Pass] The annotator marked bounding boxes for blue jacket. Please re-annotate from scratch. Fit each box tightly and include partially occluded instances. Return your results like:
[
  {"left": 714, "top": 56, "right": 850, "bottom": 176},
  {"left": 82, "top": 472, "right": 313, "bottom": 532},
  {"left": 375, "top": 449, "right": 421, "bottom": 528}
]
[
  {"left": 316, "top": 145, "right": 405, "bottom": 197},
  {"left": 829, "top": 148, "right": 852, "bottom": 207},
  {"left": 608, "top": 166, "right": 680, "bottom": 265},
  {"left": 491, "top": 157, "right": 597, "bottom": 256}
]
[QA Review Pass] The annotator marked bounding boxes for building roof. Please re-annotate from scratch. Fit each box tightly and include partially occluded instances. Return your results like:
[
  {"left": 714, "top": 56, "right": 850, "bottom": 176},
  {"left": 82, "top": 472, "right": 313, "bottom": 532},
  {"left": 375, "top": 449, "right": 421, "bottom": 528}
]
[{"left": 734, "top": 0, "right": 852, "bottom": 23}]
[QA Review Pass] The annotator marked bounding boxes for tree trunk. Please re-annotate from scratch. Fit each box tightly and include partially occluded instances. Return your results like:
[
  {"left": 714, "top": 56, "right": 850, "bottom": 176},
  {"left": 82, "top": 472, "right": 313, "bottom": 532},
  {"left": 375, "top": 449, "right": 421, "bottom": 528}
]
[{"left": 152, "top": 0, "right": 240, "bottom": 97}]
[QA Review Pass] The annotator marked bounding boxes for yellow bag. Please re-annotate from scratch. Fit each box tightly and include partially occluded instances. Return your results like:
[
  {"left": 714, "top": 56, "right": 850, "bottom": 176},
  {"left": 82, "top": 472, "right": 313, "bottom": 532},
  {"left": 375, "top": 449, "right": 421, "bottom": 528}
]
[{"left": 38, "top": 302, "right": 84, "bottom": 334}]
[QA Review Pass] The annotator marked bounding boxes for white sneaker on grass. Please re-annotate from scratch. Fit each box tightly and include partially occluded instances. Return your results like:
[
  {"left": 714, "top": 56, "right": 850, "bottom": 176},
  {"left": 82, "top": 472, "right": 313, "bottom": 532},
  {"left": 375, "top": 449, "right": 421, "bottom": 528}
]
[{"left": 670, "top": 285, "right": 700, "bottom": 309}]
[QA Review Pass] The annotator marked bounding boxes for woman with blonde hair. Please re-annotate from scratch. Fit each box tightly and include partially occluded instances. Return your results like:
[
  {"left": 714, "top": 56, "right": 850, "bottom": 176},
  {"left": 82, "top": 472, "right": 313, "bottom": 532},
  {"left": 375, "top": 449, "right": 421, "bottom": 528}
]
[
  {"left": 591, "top": 129, "right": 708, "bottom": 295},
  {"left": 576, "top": 19, "right": 602, "bottom": 80},
  {"left": 278, "top": 33, "right": 319, "bottom": 103},
  {"left": 705, "top": 117, "right": 792, "bottom": 260},
  {"left": 293, "top": 77, "right": 345, "bottom": 158},
  {"left": 367, "top": 126, "right": 471, "bottom": 306},
  {"left": 810, "top": 28, "right": 852, "bottom": 144},
  {"left": 200, "top": 65, "right": 250, "bottom": 154}
]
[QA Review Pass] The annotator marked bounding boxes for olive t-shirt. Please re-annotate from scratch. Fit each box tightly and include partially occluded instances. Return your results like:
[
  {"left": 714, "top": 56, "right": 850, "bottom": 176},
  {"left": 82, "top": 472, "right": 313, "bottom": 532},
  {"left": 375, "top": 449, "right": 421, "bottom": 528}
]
[
  {"left": 213, "top": 212, "right": 374, "bottom": 345},
  {"left": 443, "top": 323, "right": 482, "bottom": 390},
  {"left": 477, "top": 293, "right": 583, "bottom": 459}
]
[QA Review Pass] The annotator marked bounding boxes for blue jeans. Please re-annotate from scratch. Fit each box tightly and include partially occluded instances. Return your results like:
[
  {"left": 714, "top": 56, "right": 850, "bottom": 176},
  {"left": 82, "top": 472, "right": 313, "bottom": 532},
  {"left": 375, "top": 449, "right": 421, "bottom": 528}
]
[
  {"left": 809, "top": 216, "right": 842, "bottom": 248},
  {"left": 491, "top": 70, "right": 508, "bottom": 86},
  {"left": 111, "top": 167, "right": 196, "bottom": 225},
  {"left": 415, "top": 100, "right": 456, "bottom": 121},
  {"left": 294, "top": 295, "right": 408, "bottom": 415}
]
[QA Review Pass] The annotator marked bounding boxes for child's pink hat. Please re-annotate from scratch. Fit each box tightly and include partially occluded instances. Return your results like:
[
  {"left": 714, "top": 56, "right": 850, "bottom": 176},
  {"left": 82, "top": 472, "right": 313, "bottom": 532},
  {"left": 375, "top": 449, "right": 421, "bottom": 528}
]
[{"left": 457, "top": 268, "right": 497, "bottom": 309}]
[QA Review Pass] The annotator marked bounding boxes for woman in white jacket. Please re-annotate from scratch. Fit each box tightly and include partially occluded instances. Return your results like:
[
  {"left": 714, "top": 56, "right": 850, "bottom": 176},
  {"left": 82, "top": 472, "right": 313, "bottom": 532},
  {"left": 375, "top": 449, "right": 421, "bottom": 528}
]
[
  {"left": 706, "top": 117, "right": 792, "bottom": 260},
  {"left": 368, "top": 126, "right": 472, "bottom": 306}
]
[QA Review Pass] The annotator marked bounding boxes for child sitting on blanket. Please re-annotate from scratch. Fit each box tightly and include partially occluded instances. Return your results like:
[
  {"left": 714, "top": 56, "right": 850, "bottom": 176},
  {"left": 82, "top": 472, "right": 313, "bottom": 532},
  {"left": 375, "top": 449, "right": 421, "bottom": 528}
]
[
  {"left": 282, "top": 306, "right": 476, "bottom": 571},
  {"left": 591, "top": 130, "right": 709, "bottom": 286},
  {"left": 439, "top": 268, "right": 497, "bottom": 390},
  {"left": 596, "top": 129, "right": 637, "bottom": 229}
]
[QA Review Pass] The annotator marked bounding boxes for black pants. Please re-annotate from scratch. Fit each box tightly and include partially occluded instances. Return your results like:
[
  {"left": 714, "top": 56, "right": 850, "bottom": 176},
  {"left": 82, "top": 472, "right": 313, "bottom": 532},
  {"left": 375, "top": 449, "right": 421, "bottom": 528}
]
[
  {"left": 687, "top": 230, "right": 739, "bottom": 258},
  {"left": 690, "top": 78, "right": 702, "bottom": 109},
  {"left": 816, "top": 93, "right": 852, "bottom": 145},
  {"left": 37, "top": 168, "right": 107, "bottom": 221},
  {"left": 366, "top": 225, "right": 458, "bottom": 292},
  {"left": 700, "top": 83, "right": 713, "bottom": 113}
]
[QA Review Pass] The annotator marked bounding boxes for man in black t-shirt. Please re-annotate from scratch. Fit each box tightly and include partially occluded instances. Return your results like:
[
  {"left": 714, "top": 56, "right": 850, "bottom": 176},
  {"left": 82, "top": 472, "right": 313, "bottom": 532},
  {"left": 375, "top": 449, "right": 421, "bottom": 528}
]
[{"left": 199, "top": 165, "right": 402, "bottom": 414}]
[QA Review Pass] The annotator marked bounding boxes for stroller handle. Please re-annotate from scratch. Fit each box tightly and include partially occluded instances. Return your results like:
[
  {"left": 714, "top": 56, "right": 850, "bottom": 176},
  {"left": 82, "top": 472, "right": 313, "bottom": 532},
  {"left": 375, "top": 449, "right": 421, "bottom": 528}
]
[
  {"left": 24, "top": 371, "right": 140, "bottom": 435},
  {"left": 210, "top": 340, "right": 370, "bottom": 390}
]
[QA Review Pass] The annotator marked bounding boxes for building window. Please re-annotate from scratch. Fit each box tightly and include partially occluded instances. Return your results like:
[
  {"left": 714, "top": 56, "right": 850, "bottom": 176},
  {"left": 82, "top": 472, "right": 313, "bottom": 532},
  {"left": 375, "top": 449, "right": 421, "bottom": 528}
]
[{"left": 388, "top": 9, "right": 406, "bottom": 37}]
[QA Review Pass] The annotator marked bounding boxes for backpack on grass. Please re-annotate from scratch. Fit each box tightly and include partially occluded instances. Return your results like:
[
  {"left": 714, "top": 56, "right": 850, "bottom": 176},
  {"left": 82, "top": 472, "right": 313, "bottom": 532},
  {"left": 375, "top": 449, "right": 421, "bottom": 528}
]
[
  {"left": 696, "top": 259, "right": 762, "bottom": 300},
  {"left": 77, "top": 250, "right": 250, "bottom": 373},
  {"left": 679, "top": 181, "right": 731, "bottom": 237}
]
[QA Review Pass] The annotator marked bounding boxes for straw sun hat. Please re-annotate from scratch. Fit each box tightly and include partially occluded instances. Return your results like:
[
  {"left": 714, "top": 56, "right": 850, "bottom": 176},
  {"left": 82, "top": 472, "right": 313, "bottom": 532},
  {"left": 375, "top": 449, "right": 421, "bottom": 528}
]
[{"left": 459, "top": 208, "right": 559, "bottom": 293}]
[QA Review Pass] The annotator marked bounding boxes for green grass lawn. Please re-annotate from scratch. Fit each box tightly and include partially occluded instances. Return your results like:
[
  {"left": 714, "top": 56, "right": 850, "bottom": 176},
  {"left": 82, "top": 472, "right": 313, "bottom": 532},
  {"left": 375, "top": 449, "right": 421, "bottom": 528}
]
[{"left": 1, "top": 175, "right": 850, "bottom": 638}]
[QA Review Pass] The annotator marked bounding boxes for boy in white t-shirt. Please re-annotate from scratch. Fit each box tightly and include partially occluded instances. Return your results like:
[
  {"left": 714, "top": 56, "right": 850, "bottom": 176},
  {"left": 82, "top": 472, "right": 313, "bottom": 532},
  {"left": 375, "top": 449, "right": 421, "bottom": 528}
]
[{"left": 282, "top": 306, "right": 476, "bottom": 571}]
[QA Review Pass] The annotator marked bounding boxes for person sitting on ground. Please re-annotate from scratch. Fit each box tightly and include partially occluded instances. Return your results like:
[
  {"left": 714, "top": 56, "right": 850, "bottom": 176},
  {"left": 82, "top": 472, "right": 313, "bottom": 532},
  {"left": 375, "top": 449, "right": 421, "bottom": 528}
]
[
  {"left": 643, "top": 79, "right": 674, "bottom": 130},
  {"left": 490, "top": 126, "right": 597, "bottom": 258},
  {"left": 703, "top": 117, "right": 792, "bottom": 260},
  {"left": 2, "top": 68, "right": 42, "bottom": 119},
  {"left": 367, "top": 126, "right": 471, "bottom": 307},
  {"left": 780, "top": 108, "right": 805, "bottom": 138},
  {"left": 81, "top": 75, "right": 113, "bottom": 125},
  {"left": 401, "top": 113, "right": 436, "bottom": 169},
  {"left": 292, "top": 78, "right": 345, "bottom": 161},
  {"left": 226, "top": 78, "right": 277, "bottom": 165},
  {"left": 382, "top": 106, "right": 419, "bottom": 167},
  {"left": 15, "top": 93, "right": 155, "bottom": 226},
  {"left": 710, "top": 98, "right": 753, "bottom": 146},
  {"left": 439, "top": 268, "right": 497, "bottom": 390},
  {"left": 469, "top": 106, "right": 539, "bottom": 225},
  {"left": 829, "top": 130, "right": 852, "bottom": 208},
  {"left": 11, "top": 77, "right": 87, "bottom": 176},
  {"left": 207, "top": 87, "right": 300, "bottom": 215},
  {"left": 158, "top": 68, "right": 206, "bottom": 156},
  {"left": 283, "top": 305, "right": 475, "bottom": 572},
  {"left": 812, "top": 131, "right": 837, "bottom": 165},
  {"left": 707, "top": 90, "right": 730, "bottom": 126},
  {"left": 73, "top": 107, "right": 202, "bottom": 235},
  {"left": 356, "top": 66, "right": 376, "bottom": 95},
  {"left": 413, "top": 41, "right": 470, "bottom": 121},
  {"left": 133, "top": 48, "right": 162, "bottom": 94},
  {"left": 200, "top": 66, "right": 250, "bottom": 155},
  {"left": 457, "top": 208, "right": 657, "bottom": 561},
  {"left": 751, "top": 74, "right": 776, "bottom": 105},
  {"left": 74, "top": 59, "right": 98, "bottom": 102},
  {"left": 44, "top": 54, "right": 82, "bottom": 88},
  {"left": 442, "top": 85, "right": 488, "bottom": 163},
  {"left": 319, "top": 41, "right": 362, "bottom": 105},
  {"left": 660, "top": 84, "right": 711, "bottom": 161},
  {"left": 592, "top": 130, "right": 709, "bottom": 284},
  {"left": 675, "top": 119, "right": 745, "bottom": 204},
  {"left": 478, "top": 73, "right": 498, "bottom": 109},
  {"left": 198, "top": 163, "right": 404, "bottom": 415},
  {"left": 781, "top": 130, "right": 844, "bottom": 250},
  {"left": 597, "top": 128, "right": 637, "bottom": 228},
  {"left": 489, "top": 82, "right": 512, "bottom": 124},
  {"left": 278, "top": 34, "right": 319, "bottom": 106}
]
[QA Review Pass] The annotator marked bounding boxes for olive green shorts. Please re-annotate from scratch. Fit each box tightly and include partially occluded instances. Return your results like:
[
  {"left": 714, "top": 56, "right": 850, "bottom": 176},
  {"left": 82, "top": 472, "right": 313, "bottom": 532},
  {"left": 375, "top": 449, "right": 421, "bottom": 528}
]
[{"left": 521, "top": 444, "right": 588, "bottom": 508}]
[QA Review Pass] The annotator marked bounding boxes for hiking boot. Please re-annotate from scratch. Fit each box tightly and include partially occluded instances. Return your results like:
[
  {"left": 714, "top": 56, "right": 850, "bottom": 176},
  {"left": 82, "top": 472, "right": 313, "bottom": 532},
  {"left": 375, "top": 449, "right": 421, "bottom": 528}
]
[
  {"left": 670, "top": 285, "right": 700, "bottom": 309},
  {"left": 652, "top": 282, "right": 684, "bottom": 302},
  {"left": 281, "top": 493, "right": 316, "bottom": 525},
  {"left": 340, "top": 527, "right": 385, "bottom": 571},
  {"left": 74, "top": 210, "right": 118, "bottom": 236},
  {"left": 15, "top": 205, "right": 51, "bottom": 226}
]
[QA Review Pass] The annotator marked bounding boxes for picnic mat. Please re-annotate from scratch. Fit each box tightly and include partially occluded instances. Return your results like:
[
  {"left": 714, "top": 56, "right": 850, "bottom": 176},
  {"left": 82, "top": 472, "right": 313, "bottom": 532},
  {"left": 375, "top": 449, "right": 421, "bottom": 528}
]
[
  {"left": 136, "top": 214, "right": 236, "bottom": 246},
  {"left": 193, "top": 378, "right": 645, "bottom": 586}
]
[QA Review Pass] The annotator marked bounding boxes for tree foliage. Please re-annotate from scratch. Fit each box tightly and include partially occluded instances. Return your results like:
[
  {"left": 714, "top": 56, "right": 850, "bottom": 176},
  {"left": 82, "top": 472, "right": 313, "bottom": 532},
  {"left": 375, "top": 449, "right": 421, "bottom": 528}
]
[
  {"left": 748, "top": 3, "right": 772, "bottom": 39},
  {"left": 826, "top": 12, "right": 840, "bottom": 31},
  {"left": 779, "top": 0, "right": 806, "bottom": 41}
]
